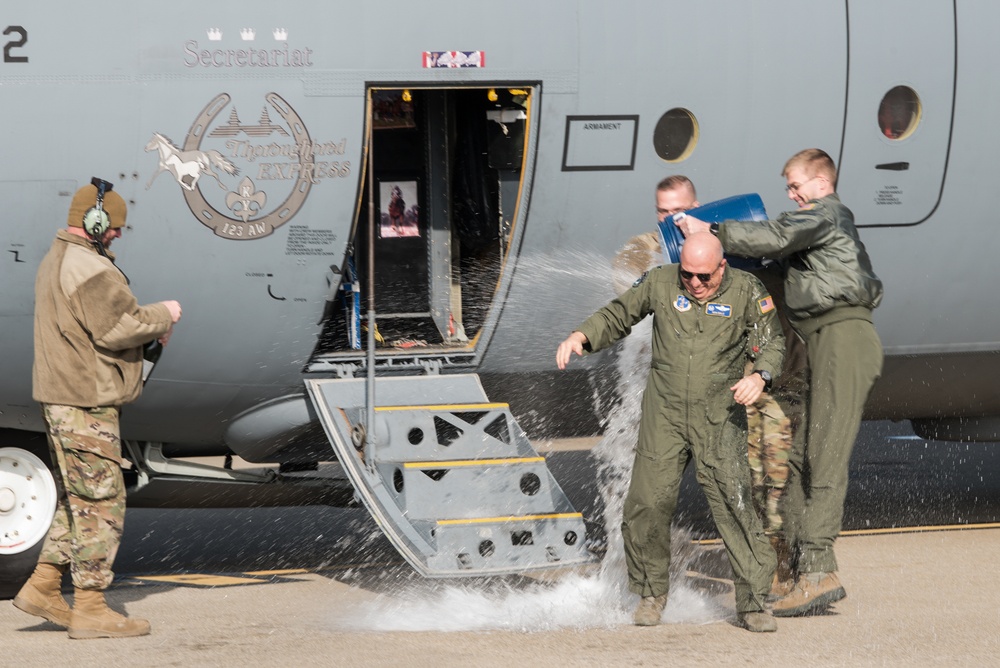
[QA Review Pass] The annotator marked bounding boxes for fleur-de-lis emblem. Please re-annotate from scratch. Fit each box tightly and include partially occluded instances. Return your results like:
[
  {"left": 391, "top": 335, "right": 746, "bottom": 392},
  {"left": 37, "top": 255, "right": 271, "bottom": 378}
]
[{"left": 225, "top": 177, "right": 267, "bottom": 222}]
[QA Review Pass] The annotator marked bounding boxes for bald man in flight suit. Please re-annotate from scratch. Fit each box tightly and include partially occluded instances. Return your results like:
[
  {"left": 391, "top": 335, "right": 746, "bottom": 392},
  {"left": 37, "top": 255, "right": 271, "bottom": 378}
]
[{"left": 557, "top": 233, "right": 784, "bottom": 633}]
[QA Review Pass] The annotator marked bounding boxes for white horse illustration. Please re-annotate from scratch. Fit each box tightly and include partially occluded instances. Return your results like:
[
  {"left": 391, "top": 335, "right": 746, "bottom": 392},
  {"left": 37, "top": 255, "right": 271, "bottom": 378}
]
[{"left": 145, "top": 132, "right": 239, "bottom": 191}]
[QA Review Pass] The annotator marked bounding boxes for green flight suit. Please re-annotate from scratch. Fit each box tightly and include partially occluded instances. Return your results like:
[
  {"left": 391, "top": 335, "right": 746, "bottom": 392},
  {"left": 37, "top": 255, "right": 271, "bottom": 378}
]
[
  {"left": 719, "top": 193, "right": 884, "bottom": 574},
  {"left": 577, "top": 264, "right": 784, "bottom": 613}
]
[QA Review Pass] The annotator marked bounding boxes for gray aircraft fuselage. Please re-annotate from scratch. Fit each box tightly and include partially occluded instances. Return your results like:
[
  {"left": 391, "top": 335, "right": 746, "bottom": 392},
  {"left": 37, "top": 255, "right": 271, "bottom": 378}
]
[{"left": 1, "top": 0, "right": 997, "bottom": 464}]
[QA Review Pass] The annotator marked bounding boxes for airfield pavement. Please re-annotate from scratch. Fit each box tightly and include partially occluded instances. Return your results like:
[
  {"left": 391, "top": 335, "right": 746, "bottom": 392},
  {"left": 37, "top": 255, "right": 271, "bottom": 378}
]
[
  {"left": 3, "top": 528, "right": 1000, "bottom": 666},
  {"left": 5, "top": 423, "right": 1000, "bottom": 666}
]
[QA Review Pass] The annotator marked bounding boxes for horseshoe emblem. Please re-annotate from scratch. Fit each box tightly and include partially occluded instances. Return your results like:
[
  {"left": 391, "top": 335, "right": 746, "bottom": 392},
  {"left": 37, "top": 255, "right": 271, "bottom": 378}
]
[{"left": 180, "top": 92, "right": 314, "bottom": 240}]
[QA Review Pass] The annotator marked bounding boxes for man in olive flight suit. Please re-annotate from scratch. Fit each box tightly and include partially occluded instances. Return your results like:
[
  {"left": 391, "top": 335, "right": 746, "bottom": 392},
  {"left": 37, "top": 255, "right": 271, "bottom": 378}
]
[
  {"left": 556, "top": 232, "right": 784, "bottom": 633},
  {"left": 677, "top": 148, "right": 884, "bottom": 617},
  {"left": 612, "top": 176, "right": 806, "bottom": 598}
]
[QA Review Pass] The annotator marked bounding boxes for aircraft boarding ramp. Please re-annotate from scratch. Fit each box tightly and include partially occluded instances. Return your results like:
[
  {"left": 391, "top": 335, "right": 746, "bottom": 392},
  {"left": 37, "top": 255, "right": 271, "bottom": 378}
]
[{"left": 305, "top": 375, "right": 595, "bottom": 577}]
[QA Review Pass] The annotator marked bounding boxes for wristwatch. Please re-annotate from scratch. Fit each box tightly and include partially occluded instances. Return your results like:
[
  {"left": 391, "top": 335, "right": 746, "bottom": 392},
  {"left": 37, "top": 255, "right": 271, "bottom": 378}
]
[
  {"left": 753, "top": 369, "right": 772, "bottom": 391},
  {"left": 709, "top": 222, "right": 720, "bottom": 236}
]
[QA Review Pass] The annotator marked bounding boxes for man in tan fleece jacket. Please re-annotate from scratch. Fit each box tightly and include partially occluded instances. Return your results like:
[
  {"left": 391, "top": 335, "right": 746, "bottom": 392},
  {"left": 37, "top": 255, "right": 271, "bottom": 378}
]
[{"left": 14, "top": 179, "right": 181, "bottom": 639}]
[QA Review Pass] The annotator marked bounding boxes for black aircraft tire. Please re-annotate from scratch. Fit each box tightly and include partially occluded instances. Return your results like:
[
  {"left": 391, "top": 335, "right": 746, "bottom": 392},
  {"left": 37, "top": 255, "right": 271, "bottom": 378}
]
[
  {"left": 0, "top": 444, "right": 57, "bottom": 600},
  {"left": 0, "top": 541, "right": 44, "bottom": 599}
]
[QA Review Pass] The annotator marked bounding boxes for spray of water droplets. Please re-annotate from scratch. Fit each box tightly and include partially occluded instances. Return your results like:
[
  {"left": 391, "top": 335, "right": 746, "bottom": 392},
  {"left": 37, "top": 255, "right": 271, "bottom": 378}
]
[{"left": 330, "top": 246, "right": 729, "bottom": 632}]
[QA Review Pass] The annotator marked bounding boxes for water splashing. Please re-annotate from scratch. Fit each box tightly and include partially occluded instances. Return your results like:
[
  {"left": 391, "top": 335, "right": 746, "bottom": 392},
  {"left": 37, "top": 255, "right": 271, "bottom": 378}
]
[{"left": 329, "top": 247, "right": 729, "bottom": 632}]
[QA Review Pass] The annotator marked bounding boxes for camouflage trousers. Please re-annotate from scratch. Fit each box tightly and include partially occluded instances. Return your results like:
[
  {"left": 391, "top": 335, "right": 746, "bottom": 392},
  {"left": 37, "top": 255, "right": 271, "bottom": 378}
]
[
  {"left": 746, "top": 392, "right": 797, "bottom": 534},
  {"left": 38, "top": 404, "right": 125, "bottom": 591}
]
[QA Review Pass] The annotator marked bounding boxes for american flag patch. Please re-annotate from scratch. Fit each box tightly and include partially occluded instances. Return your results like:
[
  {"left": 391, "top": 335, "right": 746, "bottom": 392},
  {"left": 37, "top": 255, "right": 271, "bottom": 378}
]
[{"left": 758, "top": 296, "right": 774, "bottom": 314}]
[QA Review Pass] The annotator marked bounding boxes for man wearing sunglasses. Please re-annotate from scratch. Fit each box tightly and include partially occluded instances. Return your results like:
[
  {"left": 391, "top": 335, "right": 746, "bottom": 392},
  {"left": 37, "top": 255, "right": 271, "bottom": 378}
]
[
  {"left": 613, "top": 177, "right": 805, "bottom": 601},
  {"left": 675, "top": 148, "right": 884, "bottom": 618},
  {"left": 557, "top": 232, "right": 784, "bottom": 633}
]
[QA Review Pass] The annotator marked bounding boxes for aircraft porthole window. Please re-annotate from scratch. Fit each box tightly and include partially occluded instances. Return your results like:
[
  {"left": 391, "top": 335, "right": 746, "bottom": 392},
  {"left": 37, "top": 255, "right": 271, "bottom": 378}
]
[
  {"left": 653, "top": 108, "right": 699, "bottom": 162},
  {"left": 878, "top": 86, "right": 921, "bottom": 140}
]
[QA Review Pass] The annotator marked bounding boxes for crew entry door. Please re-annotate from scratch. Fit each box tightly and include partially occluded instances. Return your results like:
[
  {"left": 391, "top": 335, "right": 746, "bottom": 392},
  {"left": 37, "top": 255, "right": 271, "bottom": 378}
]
[
  {"left": 838, "top": 0, "right": 956, "bottom": 227},
  {"left": 327, "top": 86, "right": 531, "bottom": 355}
]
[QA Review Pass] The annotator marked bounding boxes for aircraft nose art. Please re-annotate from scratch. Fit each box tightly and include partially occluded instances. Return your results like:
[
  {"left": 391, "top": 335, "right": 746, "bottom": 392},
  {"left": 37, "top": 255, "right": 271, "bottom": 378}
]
[{"left": 305, "top": 375, "right": 596, "bottom": 577}]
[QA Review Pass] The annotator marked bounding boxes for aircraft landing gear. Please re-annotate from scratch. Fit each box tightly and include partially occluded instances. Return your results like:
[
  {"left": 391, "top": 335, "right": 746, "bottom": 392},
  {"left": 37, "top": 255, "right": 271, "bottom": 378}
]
[{"left": 0, "top": 446, "right": 57, "bottom": 599}]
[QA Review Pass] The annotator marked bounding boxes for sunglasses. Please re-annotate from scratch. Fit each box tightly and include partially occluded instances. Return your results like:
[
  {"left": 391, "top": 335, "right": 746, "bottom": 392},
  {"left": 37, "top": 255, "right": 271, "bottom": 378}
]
[{"left": 679, "top": 264, "right": 720, "bottom": 283}]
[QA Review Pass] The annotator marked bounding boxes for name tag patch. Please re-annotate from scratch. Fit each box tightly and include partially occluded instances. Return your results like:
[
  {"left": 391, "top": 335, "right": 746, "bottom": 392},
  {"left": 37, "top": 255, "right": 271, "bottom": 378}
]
[
  {"left": 706, "top": 303, "right": 732, "bottom": 317},
  {"left": 673, "top": 295, "right": 691, "bottom": 312}
]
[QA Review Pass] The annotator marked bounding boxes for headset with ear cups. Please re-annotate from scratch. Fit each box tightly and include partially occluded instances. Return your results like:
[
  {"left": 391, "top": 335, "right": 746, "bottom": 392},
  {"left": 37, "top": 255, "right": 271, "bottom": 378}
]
[{"left": 82, "top": 176, "right": 115, "bottom": 238}]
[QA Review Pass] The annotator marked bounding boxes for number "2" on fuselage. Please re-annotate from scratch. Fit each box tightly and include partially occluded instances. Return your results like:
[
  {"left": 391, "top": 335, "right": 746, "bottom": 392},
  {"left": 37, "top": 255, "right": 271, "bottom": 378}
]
[{"left": 3, "top": 26, "right": 28, "bottom": 64}]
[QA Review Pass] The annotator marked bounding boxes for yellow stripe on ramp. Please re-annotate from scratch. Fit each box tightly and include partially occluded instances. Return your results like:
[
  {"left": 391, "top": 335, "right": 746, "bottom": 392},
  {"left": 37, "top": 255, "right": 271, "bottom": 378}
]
[
  {"left": 404, "top": 457, "right": 544, "bottom": 468},
  {"left": 437, "top": 512, "right": 583, "bottom": 526},
  {"left": 375, "top": 403, "right": 509, "bottom": 412}
]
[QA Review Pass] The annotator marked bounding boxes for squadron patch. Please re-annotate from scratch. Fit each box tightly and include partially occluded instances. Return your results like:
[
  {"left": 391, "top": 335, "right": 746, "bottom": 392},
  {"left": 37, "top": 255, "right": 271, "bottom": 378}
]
[
  {"left": 758, "top": 295, "right": 775, "bottom": 314},
  {"left": 706, "top": 302, "right": 732, "bottom": 317},
  {"left": 632, "top": 271, "right": 649, "bottom": 288},
  {"left": 673, "top": 294, "right": 691, "bottom": 312}
]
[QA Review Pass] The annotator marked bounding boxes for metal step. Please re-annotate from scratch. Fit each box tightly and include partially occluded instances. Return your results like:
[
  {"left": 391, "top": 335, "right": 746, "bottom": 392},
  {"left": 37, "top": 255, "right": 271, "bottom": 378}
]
[{"left": 305, "top": 375, "right": 595, "bottom": 577}]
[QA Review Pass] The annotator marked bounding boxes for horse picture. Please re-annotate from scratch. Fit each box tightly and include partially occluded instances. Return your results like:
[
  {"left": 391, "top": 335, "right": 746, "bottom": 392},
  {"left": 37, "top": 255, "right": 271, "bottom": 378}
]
[{"left": 145, "top": 132, "right": 239, "bottom": 191}]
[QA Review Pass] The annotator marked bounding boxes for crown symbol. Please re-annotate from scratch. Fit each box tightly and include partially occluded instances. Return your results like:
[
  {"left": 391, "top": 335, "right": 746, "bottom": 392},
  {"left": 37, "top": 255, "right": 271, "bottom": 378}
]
[
  {"left": 207, "top": 28, "right": 222, "bottom": 41},
  {"left": 273, "top": 28, "right": 288, "bottom": 41},
  {"left": 240, "top": 28, "right": 256, "bottom": 41}
]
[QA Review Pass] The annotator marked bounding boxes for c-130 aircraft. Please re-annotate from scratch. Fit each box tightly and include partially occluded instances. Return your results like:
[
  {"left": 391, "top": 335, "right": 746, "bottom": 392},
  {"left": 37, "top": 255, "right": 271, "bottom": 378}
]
[{"left": 1, "top": 1, "right": 995, "bottom": 595}]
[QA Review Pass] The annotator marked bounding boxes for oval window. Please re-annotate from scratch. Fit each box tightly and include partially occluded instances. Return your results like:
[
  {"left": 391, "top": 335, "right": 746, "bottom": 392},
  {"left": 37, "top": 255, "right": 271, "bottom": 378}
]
[
  {"left": 653, "top": 108, "right": 699, "bottom": 162},
  {"left": 878, "top": 86, "right": 921, "bottom": 140}
]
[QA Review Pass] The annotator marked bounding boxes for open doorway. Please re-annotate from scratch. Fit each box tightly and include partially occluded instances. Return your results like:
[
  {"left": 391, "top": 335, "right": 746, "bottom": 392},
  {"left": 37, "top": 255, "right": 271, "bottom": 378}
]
[{"left": 314, "top": 85, "right": 532, "bottom": 363}]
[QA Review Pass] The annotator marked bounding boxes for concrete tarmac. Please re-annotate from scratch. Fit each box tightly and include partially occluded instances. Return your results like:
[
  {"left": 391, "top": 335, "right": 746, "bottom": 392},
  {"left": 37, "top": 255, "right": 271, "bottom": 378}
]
[
  {"left": 4, "top": 528, "right": 1000, "bottom": 666},
  {"left": 6, "top": 421, "right": 1000, "bottom": 666}
]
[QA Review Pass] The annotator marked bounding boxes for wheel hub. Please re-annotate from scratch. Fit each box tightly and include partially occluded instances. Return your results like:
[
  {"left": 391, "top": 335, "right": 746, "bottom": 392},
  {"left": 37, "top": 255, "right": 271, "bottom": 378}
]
[
  {"left": 0, "top": 487, "right": 15, "bottom": 513},
  {"left": 0, "top": 448, "right": 57, "bottom": 554}
]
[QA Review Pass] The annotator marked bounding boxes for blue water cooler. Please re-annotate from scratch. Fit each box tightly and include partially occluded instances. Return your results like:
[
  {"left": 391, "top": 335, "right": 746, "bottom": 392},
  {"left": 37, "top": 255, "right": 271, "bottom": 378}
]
[{"left": 657, "top": 193, "right": 769, "bottom": 265}]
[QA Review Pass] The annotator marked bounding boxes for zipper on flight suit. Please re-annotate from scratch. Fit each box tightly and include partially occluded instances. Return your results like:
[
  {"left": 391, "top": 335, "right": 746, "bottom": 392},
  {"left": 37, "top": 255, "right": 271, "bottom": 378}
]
[{"left": 684, "top": 300, "right": 705, "bottom": 439}]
